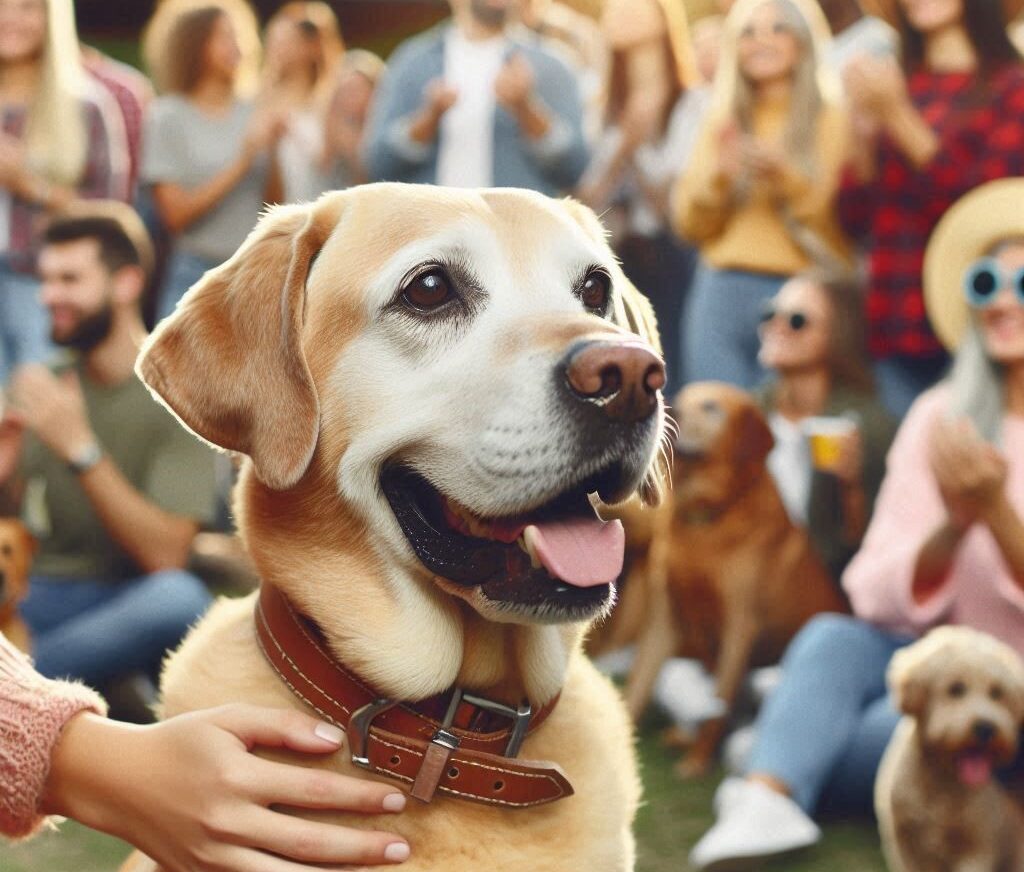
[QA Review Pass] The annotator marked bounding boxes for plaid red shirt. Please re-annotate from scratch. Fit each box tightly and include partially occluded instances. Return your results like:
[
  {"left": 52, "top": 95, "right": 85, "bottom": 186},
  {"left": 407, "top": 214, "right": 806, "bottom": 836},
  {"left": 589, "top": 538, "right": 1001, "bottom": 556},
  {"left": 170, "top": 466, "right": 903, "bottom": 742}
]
[
  {"left": 1, "top": 86, "right": 129, "bottom": 274},
  {"left": 838, "top": 64, "right": 1024, "bottom": 360}
]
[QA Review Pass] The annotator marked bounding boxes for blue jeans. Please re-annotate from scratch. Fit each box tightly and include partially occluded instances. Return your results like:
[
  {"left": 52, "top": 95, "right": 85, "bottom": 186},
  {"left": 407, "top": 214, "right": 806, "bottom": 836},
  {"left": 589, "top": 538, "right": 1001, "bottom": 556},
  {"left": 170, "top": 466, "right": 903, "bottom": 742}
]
[
  {"left": 0, "top": 259, "right": 54, "bottom": 385},
  {"left": 157, "top": 250, "right": 218, "bottom": 322},
  {"left": 21, "top": 570, "right": 212, "bottom": 686},
  {"left": 746, "top": 614, "right": 913, "bottom": 815},
  {"left": 872, "top": 354, "right": 949, "bottom": 419},
  {"left": 682, "top": 263, "right": 786, "bottom": 389}
]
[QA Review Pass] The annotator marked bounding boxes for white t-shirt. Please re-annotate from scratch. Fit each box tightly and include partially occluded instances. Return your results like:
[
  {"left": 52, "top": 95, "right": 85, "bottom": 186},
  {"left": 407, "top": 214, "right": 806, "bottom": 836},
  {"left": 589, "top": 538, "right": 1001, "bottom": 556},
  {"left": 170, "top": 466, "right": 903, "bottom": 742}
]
[
  {"left": 767, "top": 412, "right": 812, "bottom": 526},
  {"left": 437, "top": 30, "right": 507, "bottom": 189},
  {"left": 278, "top": 108, "right": 329, "bottom": 203}
]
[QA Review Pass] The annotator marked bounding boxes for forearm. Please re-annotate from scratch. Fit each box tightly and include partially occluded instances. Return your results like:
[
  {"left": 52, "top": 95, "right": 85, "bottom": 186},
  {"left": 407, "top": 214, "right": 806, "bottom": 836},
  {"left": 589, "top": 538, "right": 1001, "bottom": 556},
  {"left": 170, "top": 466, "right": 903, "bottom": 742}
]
[
  {"left": 982, "top": 495, "right": 1024, "bottom": 589},
  {"left": 76, "top": 458, "right": 197, "bottom": 572},
  {"left": 883, "top": 99, "right": 938, "bottom": 169},
  {"left": 406, "top": 107, "right": 443, "bottom": 146},
  {"left": 40, "top": 713, "right": 138, "bottom": 832},
  {"left": 911, "top": 520, "right": 965, "bottom": 605},
  {"left": 153, "top": 152, "right": 255, "bottom": 233},
  {"left": 839, "top": 483, "right": 868, "bottom": 546},
  {"left": 512, "top": 96, "right": 553, "bottom": 141},
  {"left": 9, "top": 170, "right": 75, "bottom": 212}
]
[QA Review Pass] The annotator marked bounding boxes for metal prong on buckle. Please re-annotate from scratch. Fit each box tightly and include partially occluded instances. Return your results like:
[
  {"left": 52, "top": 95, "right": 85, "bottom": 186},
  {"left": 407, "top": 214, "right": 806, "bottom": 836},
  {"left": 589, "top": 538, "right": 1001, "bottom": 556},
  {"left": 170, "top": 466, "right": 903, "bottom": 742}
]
[
  {"left": 349, "top": 698, "right": 397, "bottom": 768},
  {"left": 460, "top": 692, "right": 533, "bottom": 757}
]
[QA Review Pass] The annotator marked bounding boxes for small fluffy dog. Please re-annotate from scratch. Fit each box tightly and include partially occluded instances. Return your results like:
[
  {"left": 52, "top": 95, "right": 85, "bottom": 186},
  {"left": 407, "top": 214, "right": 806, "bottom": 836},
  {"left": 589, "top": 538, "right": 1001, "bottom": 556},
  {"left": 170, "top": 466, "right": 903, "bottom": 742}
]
[
  {"left": 123, "top": 184, "right": 670, "bottom": 871},
  {"left": 876, "top": 626, "right": 1024, "bottom": 872},
  {"left": 0, "top": 518, "right": 35, "bottom": 654},
  {"left": 623, "top": 382, "right": 847, "bottom": 777}
]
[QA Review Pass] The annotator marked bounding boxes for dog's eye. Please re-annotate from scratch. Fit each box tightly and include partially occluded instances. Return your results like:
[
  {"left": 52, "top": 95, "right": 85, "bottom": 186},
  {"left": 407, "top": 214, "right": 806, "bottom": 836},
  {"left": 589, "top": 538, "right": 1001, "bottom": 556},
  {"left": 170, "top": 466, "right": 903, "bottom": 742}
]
[
  {"left": 0, "top": 544, "right": 10, "bottom": 557},
  {"left": 580, "top": 269, "right": 611, "bottom": 314},
  {"left": 701, "top": 400, "right": 719, "bottom": 414},
  {"left": 991, "top": 684, "right": 1005, "bottom": 701},
  {"left": 949, "top": 680, "right": 967, "bottom": 698},
  {"left": 402, "top": 268, "right": 455, "bottom": 312}
]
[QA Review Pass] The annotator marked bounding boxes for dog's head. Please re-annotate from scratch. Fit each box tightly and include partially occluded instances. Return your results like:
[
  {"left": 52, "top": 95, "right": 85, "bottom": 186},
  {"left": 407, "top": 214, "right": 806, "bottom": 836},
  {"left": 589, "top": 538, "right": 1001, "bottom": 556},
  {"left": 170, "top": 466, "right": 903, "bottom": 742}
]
[
  {"left": 0, "top": 518, "right": 36, "bottom": 608},
  {"left": 138, "top": 185, "right": 667, "bottom": 700},
  {"left": 669, "top": 381, "right": 773, "bottom": 505},
  {"left": 889, "top": 626, "right": 1024, "bottom": 788}
]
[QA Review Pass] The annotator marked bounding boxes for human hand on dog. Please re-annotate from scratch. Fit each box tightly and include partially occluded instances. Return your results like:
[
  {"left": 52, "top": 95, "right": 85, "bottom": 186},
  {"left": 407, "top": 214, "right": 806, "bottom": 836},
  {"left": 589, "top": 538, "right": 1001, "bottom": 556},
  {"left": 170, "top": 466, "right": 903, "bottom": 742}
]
[
  {"left": 929, "top": 418, "right": 1008, "bottom": 531},
  {"left": 8, "top": 365, "right": 95, "bottom": 465},
  {"left": 43, "top": 704, "right": 411, "bottom": 870}
]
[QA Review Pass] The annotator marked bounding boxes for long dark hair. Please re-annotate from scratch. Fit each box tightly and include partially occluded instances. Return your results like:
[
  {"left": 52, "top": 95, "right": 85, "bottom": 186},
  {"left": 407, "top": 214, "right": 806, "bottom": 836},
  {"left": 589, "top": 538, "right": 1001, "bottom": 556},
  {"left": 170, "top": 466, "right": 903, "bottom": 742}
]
[{"left": 897, "top": 0, "right": 1021, "bottom": 82}]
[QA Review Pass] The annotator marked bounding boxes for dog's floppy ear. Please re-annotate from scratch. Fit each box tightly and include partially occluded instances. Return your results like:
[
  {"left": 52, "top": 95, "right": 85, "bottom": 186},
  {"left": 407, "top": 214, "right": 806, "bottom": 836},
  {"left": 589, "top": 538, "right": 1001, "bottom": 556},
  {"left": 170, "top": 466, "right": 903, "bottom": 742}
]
[
  {"left": 888, "top": 642, "right": 931, "bottom": 718},
  {"left": 736, "top": 404, "right": 775, "bottom": 464},
  {"left": 138, "top": 196, "right": 344, "bottom": 490}
]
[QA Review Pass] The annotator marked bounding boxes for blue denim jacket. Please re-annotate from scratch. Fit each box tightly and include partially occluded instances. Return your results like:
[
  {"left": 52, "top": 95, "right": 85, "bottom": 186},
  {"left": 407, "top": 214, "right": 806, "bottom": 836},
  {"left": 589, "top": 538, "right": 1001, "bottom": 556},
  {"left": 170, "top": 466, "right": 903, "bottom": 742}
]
[{"left": 363, "top": 24, "right": 589, "bottom": 195}]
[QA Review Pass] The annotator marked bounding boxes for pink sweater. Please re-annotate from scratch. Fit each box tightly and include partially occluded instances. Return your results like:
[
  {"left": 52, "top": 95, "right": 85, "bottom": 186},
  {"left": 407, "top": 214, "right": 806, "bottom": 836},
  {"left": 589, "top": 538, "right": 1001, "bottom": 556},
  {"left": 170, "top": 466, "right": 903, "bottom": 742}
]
[
  {"left": 0, "top": 632, "right": 107, "bottom": 839},
  {"left": 843, "top": 386, "right": 1024, "bottom": 656}
]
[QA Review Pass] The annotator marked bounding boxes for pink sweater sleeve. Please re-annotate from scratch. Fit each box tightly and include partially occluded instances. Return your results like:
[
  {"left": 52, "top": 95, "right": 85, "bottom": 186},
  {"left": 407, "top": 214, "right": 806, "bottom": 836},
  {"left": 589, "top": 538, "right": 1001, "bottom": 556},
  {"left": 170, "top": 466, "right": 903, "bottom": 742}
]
[
  {"left": 842, "top": 387, "right": 958, "bottom": 635},
  {"left": 0, "top": 633, "right": 107, "bottom": 840}
]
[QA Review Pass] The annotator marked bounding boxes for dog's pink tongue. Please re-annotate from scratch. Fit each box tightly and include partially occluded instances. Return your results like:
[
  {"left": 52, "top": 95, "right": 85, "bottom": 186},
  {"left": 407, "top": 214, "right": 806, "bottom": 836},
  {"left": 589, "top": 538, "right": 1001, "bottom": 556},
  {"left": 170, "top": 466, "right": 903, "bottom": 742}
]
[
  {"left": 957, "top": 752, "right": 994, "bottom": 787},
  {"left": 525, "top": 517, "right": 624, "bottom": 587}
]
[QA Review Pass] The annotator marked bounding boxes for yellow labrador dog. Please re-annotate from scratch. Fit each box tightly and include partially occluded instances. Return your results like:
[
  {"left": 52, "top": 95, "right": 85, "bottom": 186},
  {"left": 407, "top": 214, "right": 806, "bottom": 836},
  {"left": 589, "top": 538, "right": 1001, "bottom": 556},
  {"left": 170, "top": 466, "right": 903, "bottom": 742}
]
[{"left": 129, "top": 184, "right": 668, "bottom": 871}]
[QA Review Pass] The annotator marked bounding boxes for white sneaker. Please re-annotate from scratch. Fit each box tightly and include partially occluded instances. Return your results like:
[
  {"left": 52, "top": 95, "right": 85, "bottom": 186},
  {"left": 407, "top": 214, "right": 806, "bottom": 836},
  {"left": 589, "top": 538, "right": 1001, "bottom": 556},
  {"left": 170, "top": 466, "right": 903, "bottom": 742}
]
[{"left": 689, "top": 779, "right": 821, "bottom": 870}]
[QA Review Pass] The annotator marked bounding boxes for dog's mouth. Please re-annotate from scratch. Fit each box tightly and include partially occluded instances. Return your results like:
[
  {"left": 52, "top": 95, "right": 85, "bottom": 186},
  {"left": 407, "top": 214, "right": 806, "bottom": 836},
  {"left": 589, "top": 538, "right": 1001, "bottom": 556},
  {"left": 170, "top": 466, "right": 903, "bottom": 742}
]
[
  {"left": 381, "top": 464, "right": 626, "bottom": 622},
  {"left": 955, "top": 749, "right": 999, "bottom": 788}
]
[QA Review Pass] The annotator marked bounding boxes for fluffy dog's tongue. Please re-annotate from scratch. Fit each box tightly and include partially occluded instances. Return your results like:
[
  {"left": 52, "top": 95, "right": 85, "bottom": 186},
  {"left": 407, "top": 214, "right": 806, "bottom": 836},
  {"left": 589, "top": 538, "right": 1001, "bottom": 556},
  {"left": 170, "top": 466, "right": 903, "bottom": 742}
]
[
  {"left": 524, "top": 517, "right": 624, "bottom": 587},
  {"left": 957, "top": 752, "right": 994, "bottom": 787}
]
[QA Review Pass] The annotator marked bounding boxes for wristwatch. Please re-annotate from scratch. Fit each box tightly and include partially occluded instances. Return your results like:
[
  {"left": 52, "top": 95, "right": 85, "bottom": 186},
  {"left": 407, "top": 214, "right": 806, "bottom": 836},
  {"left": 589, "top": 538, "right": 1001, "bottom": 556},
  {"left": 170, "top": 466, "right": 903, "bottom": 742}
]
[{"left": 67, "top": 440, "right": 103, "bottom": 476}]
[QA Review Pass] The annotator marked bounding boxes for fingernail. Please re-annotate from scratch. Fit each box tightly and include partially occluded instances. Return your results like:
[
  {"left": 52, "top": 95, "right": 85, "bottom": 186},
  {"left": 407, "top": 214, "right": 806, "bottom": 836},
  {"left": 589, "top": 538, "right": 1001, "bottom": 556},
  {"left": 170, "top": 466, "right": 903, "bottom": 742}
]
[
  {"left": 382, "top": 792, "right": 406, "bottom": 812},
  {"left": 314, "top": 722, "right": 344, "bottom": 745},
  {"left": 384, "top": 842, "right": 411, "bottom": 863}
]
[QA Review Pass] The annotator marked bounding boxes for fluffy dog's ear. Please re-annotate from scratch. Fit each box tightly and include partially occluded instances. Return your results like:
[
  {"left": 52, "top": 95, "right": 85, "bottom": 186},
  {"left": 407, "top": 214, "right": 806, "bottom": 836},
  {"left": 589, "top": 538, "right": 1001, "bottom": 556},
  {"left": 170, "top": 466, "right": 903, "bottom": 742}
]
[
  {"left": 138, "top": 196, "right": 344, "bottom": 490},
  {"left": 737, "top": 405, "right": 775, "bottom": 464},
  {"left": 888, "top": 644, "right": 930, "bottom": 718}
]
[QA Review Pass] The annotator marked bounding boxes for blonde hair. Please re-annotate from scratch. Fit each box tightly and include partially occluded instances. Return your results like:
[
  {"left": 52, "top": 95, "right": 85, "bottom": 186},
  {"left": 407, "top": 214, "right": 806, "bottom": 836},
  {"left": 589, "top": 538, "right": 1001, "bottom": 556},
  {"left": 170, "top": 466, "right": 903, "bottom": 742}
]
[
  {"left": 711, "top": 0, "right": 837, "bottom": 183},
  {"left": 143, "top": 0, "right": 262, "bottom": 97},
  {"left": 22, "top": 0, "right": 88, "bottom": 187}
]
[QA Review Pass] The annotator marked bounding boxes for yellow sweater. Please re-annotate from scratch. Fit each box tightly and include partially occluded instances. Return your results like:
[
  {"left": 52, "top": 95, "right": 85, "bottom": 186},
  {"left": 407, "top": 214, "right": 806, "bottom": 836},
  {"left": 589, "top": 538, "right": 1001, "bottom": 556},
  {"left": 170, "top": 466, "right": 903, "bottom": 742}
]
[{"left": 672, "top": 98, "right": 851, "bottom": 275}]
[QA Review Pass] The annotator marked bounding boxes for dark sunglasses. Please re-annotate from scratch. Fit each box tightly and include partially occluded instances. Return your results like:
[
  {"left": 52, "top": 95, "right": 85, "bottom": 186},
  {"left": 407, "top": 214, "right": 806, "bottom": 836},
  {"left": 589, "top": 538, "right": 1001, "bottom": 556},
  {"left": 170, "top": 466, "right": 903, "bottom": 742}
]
[
  {"left": 963, "top": 258, "right": 1024, "bottom": 308},
  {"left": 759, "top": 306, "right": 810, "bottom": 331}
]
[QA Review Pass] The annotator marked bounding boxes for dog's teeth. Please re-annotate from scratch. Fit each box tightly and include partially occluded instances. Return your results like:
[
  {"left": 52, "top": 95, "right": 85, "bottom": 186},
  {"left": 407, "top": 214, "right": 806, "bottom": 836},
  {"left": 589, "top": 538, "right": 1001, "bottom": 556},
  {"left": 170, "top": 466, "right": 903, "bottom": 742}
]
[{"left": 522, "top": 526, "right": 543, "bottom": 569}]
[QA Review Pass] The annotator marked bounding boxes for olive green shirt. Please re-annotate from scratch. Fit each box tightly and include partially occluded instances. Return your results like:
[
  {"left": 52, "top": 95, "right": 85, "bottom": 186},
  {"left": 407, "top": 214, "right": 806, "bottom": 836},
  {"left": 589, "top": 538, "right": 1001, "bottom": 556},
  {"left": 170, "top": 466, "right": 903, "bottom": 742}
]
[{"left": 19, "top": 359, "right": 218, "bottom": 581}]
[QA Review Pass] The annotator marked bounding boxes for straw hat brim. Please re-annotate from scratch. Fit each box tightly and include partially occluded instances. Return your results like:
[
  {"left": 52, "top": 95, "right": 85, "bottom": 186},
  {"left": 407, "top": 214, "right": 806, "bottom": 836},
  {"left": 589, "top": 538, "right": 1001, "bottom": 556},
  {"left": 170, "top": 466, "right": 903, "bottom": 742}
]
[{"left": 923, "top": 178, "right": 1024, "bottom": 351}]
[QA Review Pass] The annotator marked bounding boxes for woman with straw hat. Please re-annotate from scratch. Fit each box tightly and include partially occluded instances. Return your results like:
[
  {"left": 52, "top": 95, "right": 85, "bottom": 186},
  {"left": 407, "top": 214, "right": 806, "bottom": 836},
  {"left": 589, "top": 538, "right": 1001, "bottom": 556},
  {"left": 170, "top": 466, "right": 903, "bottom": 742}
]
[{"left": 689, "top": 178, "right": 1024, "bottom": 870}]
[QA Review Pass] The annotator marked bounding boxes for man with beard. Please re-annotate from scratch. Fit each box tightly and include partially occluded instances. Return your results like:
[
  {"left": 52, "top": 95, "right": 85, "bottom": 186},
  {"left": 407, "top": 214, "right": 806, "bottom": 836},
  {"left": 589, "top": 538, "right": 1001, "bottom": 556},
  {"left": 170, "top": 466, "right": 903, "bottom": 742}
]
[
  {"left": 363, "top": 0, "right": 589, "bottom": 195},
  {"left": 0, "top": 202, "right": 214, "bottom": 697}
]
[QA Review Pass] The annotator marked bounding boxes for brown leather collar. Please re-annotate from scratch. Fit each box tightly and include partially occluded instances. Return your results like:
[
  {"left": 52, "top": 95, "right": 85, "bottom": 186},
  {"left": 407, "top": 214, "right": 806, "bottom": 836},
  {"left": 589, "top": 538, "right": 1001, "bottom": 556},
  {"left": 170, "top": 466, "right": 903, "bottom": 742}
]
[{"left": 254, "top": 584, "right": 573, "bottom": 808}]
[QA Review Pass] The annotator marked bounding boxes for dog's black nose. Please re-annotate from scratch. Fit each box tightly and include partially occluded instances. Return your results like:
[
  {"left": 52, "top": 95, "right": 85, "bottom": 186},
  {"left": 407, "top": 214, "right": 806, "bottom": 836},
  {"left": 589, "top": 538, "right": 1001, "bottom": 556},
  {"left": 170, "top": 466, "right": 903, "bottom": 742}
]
[
  {"left": 973, "top": 720, "right": 996, "bottom": 745},
  {"left": 564, "top": 340, "right": 665, "bottom": 424}
]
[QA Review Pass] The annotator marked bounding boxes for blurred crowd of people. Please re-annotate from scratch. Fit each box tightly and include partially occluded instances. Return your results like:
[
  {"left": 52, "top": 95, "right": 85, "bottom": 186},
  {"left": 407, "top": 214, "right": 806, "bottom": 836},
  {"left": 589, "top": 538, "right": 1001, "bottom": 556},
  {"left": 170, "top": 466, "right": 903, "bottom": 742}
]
[{"left": 1, "top": 0, "right": 1024, "bottom": 864}]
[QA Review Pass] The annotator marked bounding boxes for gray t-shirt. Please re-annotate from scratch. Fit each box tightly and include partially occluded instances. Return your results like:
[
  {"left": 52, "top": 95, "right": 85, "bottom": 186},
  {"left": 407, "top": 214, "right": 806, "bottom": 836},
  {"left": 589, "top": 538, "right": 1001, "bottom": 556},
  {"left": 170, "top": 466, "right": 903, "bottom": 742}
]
[{"left": 142, "top": 95, "right": 270, "bottom": 264}]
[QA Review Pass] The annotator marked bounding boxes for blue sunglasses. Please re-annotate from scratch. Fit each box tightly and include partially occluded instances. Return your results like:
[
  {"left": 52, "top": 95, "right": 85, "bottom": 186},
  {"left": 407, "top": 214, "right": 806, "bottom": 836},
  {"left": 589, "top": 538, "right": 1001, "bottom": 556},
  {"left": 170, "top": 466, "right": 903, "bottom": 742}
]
[{"left": 962, "top": 258, "right": 1024, "bottom": 307}]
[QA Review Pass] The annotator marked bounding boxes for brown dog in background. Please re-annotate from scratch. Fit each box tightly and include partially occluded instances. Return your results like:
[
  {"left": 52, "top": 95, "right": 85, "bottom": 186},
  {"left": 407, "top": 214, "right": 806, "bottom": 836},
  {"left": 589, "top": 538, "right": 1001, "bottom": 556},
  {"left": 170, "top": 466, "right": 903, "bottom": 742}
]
[
  {"left": 0, "top": 518, "right": 36, "bottom": 654},
  {"left": 623, "top": 382, "right": 848, "bottom": 777}
]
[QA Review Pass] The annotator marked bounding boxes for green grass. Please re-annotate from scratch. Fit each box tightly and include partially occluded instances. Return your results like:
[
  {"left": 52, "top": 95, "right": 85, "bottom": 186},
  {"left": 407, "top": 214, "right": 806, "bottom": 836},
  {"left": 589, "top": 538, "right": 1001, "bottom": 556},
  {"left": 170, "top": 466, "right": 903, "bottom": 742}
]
[{"left": 3, "top": 726, "right": 884, "bottom": 872}]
